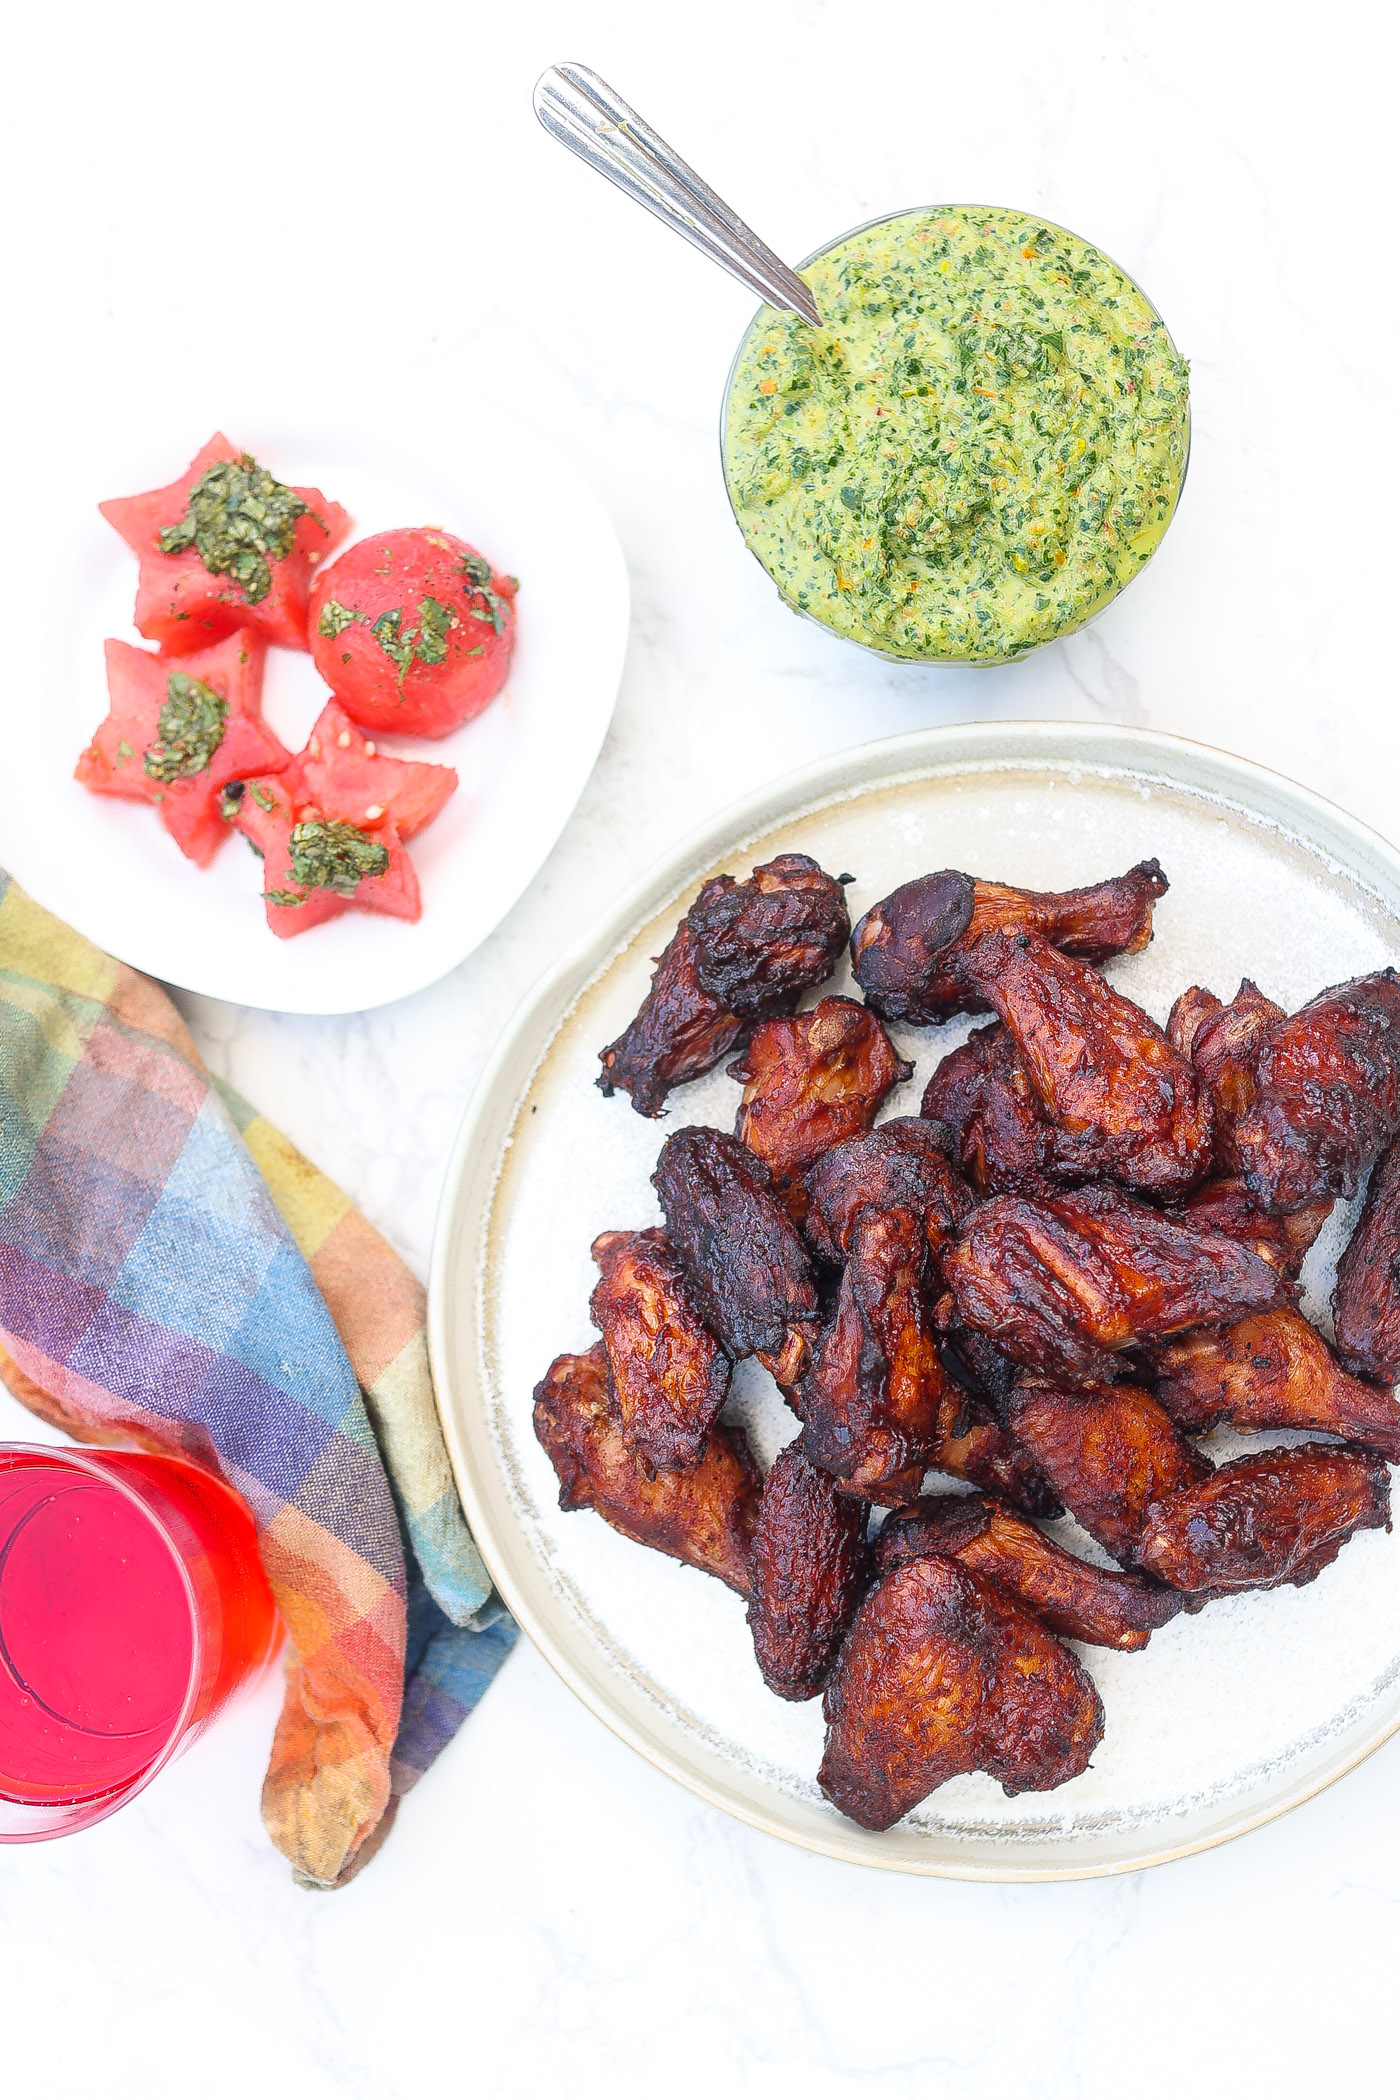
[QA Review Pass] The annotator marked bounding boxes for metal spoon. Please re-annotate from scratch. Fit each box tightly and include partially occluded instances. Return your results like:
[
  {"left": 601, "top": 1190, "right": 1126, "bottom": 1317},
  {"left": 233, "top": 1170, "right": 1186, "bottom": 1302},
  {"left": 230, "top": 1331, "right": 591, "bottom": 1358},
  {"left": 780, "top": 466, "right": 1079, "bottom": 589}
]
[{"left": 532, "top": 62, "right": 823, "bottom": 327}]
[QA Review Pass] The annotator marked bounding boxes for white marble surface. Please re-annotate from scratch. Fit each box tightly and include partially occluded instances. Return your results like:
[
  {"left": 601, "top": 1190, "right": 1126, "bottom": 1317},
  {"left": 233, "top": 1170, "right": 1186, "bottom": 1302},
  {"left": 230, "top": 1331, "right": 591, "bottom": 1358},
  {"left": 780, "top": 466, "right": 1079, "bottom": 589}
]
[{"left": 2, "top": 2, "right": 1398, "bottom": 2092}]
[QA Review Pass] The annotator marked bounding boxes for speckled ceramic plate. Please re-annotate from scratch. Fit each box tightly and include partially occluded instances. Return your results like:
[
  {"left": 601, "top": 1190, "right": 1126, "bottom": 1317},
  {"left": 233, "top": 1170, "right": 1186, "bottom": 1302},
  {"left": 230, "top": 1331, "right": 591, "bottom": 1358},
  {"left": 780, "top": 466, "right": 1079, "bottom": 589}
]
[{"left": 429, "top": 721, "right": 1400, "bottom": 1879}]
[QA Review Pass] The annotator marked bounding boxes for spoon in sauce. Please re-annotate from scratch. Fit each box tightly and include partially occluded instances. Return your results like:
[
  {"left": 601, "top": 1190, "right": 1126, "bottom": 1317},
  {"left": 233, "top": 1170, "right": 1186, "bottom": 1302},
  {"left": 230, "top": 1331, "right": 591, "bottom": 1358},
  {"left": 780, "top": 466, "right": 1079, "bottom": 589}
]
[{"left": 533, "top": 63, "right": 823, "bottom": 327}]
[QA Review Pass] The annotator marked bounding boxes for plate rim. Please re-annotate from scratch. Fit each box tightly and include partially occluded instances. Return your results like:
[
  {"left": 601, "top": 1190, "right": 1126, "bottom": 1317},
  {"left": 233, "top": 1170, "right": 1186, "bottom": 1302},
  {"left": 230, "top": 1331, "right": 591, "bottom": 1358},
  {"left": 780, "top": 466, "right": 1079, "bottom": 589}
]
[{"left": 428, "top": 716, "right": 1400, "bottom": 1880}]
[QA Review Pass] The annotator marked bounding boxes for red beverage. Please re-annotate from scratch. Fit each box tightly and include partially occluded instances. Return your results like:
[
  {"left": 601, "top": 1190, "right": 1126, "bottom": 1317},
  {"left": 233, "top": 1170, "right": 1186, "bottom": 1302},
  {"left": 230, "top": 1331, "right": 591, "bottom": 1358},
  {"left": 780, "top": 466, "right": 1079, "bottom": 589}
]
[{"left": 0, "top": 1446, "right": 280, "bottom": 1840}]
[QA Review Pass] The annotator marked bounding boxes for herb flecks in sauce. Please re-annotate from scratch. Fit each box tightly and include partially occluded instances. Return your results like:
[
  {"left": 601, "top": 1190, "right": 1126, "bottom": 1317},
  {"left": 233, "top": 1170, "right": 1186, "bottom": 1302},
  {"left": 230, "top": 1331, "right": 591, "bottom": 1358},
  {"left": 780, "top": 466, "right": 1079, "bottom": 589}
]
[
  {"left": 267, "top": 819, "right": 390, "bottom": 906},
  {"left": 143, "top": 673, "right": 228, "bottom": 784},
  {"left": 159, "top": 454, "right": 310, "bottom": 605},
  {"left": 723, "top": 207, "right": 1189, "bottom": 662}
]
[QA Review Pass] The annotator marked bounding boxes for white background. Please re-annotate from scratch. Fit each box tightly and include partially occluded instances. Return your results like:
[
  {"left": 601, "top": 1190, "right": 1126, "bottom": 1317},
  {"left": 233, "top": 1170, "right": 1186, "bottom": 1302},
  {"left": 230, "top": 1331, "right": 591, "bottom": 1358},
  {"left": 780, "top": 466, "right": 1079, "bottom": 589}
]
[{"left": 2, "top": 2, "right": 1398, "bottom": 2094}]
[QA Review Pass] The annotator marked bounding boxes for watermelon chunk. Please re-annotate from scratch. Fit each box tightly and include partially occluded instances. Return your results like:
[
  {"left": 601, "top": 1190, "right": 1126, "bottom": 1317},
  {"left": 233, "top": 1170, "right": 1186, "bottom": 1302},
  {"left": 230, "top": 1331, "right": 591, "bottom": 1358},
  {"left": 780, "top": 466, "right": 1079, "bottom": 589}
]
[
  {"left": 223, "top": 765, "right": 422, "bottom": 939},
  {"left": 76, "top": 633, "right": 291, "bottom": 866},
  {"left": 298, "top": 700, "right": 457, "bottom": 839},
  {"left": 99, "top": 434, "right": 351, "bottom": 655}
]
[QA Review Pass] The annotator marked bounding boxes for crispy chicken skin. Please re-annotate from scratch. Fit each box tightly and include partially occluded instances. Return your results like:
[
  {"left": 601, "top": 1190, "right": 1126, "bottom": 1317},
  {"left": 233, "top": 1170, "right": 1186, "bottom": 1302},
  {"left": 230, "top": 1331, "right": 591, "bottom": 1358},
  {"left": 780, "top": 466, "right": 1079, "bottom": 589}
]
[
  {"left": 818, "top": 1556, "right": 1105, "bottom": 1829},
  {"left": 687, "top": 853, "right": 851, "bottom": 1019},
  {"left": 942, "top": 1186, "right": 1290, "bottom": 1381},
  {"left": 953, "top": 930, "right": 1214, "bottom": 1196},
  {"left": 1136, "top": 1445, "right": 1392, "bottom": 1594},
  {"left": 851, "top": 860, "right": 1167, "bottom": 1026},
  {"left": 1004, "top": 1380, "right": 1213, "bottom": 1564},
  {"left": 927, "top": 1380, "right": 1064, "bottom": 1516},
  {"left": 1172, "top": 1177, "right": 1332, "bottom": 1280},
  {"left": 532, "top": 1344, "right": 759, "bottom": 1595},
  {"left": 1166, "top": 984, "right": 1224, "bottom": 1059},
  {"left": 1233, "top": 970, "right": 1400, "bottom": 1214},
  {"left": 921, "top": 1022, "right": 1096, "bottom": 1197},
  {"left": 1184, "top": 980, "right": 1285, "bottom": 1173},
  {"left": 800, "top": 1207, "right": 947, "bottom": 1502},
  {"left": 872, "top": 1493, "right": 1182, "bottom": 1650},
  {"left": 589, "top": 1229, "right": 731, "bottom": 1469},
  {"left": 1333, "top": 1136, "right": 1400, "bottom": 1383},
  {"left": 746, "top": 1438, "right": 870, "bottom": 1700},
  {"left": 804, "top": 1116, "right": 975, "bottom": 1267},
  {"left": 730, "top": 998, "right": 912, "bottom": 1222},
  {"left": 596, "top": 909, "right": 744, "bottom": 1117},
  {"left": 1147, "top": 1308, "right": 1400, "bottom": 1460},
  {"left": 652, "top": 1127, "right": 819, "bottom": 1366}
]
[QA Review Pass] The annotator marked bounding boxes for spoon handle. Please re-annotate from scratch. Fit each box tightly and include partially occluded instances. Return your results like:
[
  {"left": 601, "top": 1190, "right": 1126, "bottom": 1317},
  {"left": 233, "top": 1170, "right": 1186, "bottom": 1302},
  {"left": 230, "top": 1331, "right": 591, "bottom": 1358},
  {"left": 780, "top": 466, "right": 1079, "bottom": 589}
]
[{"left": 533, "top": 62, "right": 822, "bottom": 327}]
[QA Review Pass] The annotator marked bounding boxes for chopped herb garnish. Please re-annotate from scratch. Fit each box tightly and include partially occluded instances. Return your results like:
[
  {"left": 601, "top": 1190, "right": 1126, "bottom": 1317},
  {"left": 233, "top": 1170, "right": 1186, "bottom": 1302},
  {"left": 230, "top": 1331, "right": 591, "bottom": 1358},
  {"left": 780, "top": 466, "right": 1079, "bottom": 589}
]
[
  {"left": 158, "top": 453, "right": 313, "bottom": 605},
  {"left": 459, "top": 551, "right": 492, "bottom": 588},
  {"left": 371, "top": 606, "right": 415, "bottom": 681},
  {"left": 269, "top": 819, "right": 390, "bottom": 905},
  {"left": 459, "top": 549, "right": 511, "bottom": 636},
  {"left": 317, "top": 598, "right": 360, "bottom": 640},
  {"left": 143, "top": 673, "right": 228, "bottom": 784},
  {"left": 251, "top": 782, "right": 276, "bottom": 812},
  {"left": 415, "top": 593, "right": 457, "bottom": 664},
  {"left": 116, "top": 738, "right": 134, "bottom": 764}
]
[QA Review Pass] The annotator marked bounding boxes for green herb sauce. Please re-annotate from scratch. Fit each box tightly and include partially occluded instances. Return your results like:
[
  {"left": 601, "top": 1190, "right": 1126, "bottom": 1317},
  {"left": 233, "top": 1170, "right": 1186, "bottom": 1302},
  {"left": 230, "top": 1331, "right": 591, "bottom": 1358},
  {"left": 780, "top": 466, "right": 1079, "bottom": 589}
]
[
  {"left": 143, "top": 673, "right": 228, "bottom": 784},
  {"left": 159, "top": 454, "right": 310, "bottom": 605},
  {"left": 722, "top": 206, "right": 1189, "bottom": 662},
  {"left": 267, "top": 819, "right": 389, "bottom": 906}
]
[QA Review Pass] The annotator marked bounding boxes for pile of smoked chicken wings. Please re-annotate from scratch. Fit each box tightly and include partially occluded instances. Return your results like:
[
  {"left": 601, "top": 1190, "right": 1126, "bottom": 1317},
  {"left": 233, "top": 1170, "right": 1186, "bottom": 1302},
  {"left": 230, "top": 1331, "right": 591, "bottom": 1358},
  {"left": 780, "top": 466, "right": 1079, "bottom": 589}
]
[{"left": 532, "top": 850, "right": 1400, "bottom": 1832}]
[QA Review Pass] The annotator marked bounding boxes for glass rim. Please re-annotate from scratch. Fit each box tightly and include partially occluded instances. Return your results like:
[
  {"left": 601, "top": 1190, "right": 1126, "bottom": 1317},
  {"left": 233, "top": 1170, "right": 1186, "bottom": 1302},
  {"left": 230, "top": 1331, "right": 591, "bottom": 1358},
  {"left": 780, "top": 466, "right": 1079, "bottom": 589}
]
[
  {"left": 717, "top": 200, "right": 1191, "bottom": 669},
  {"left": 0, "top": 1442, "right": 205, "bottom": 1841}
]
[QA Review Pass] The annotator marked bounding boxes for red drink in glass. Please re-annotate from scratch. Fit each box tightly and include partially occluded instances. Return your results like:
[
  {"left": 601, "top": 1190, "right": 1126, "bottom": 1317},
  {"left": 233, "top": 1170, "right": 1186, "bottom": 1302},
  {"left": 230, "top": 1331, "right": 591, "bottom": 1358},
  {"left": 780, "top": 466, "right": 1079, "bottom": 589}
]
[{"left": 0, "top": 1445, "right": 280, "bottom": 1840}]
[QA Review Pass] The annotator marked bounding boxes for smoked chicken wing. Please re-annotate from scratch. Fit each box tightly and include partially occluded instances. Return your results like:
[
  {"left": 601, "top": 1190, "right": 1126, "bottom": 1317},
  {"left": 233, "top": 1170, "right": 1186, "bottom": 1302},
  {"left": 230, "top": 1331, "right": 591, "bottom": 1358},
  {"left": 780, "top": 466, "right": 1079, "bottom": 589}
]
[
  {"left": 942, "top": 1185, "right": 1290, "bottom": 1382},
  {"left": 746, "top": 1438, "right": 871, "bottom": 1700},
  {"left": 731, "top": 997, "right": 912, "bottom": 1223},
  {"left": 1171, "top": 1177, "right": 1332, "bottom": 1280},
  {"left": 800, "top": 1207, "right": 946, "bottom": 1502},
  {"left": 920, "top": 1021, "right": 1097, "bottom": 1197},
  {"left": 818, "top": 1555, "right": 1104, "bottom": 1829},
  {"left": 1147, "top": 1308, "right": 1400, "bottom": 1459},
  {"left": 1004, "top": 1380, "right": 1213, "bottom": 1564},
  {"left": 589, "top": 1228, "right": 731, "bottom": 1469},
  {"left": 652, "top": 1127, "right": 819, "bottom": 1376},
  {"left": 803, "top": 1116, "right": 975, "bottom": 1267},
  {"left": 687, "top": 852, "right": 851, "bottom": 1018},
  {"left": 596, "top": 908, "right": 744, "bottom": 1117},
  {"left": 1233, "top": 969, "right": 1400, "bottom": 1213},
  {"left": 872, "top": 1493, "right": 1182, "bottom": 1650},
  {"left": 1333, "top": 1134, "right": 1400, "bottom": 1383},
  {"left": 1136, "top": 1445, "right": 1391, "bottom": 1594},
  {"left": 1172, "top": 979, "right": 1284, "bottom": 1175},
  {"left": 850, "top": 860, "right": 1167, "bottom": 1025},
  {"left": 532, "top": 1344, "right": 759, "bottom": 1594},
  {"left": 929, "top": 1340, "right": 1063, "bottom": 1516},
  {"left": 952, "top": 929, "right": 1213, "bottom": 1196}
]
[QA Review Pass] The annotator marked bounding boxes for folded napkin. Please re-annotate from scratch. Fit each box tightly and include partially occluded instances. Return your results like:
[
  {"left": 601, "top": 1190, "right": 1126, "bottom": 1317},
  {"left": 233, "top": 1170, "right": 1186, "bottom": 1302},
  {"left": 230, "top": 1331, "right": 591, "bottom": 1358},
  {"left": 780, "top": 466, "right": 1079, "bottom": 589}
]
[{"left": 0, "top": 870, "right": 515, "bottom": 1886}]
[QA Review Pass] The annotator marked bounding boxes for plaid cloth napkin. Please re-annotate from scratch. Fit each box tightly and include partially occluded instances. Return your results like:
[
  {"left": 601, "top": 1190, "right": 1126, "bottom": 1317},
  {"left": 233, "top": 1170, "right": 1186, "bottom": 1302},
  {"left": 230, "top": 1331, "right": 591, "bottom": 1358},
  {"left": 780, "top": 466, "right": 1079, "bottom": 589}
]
[{"left": 0, "top": 870, "right": 516, "bottom": 1887}]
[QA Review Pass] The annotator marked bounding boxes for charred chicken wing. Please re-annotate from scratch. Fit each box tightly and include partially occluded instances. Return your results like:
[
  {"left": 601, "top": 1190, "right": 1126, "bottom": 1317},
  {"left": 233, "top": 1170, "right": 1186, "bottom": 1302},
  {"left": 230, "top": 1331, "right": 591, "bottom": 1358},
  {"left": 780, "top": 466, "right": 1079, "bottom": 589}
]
[
  {"left": 1333, "top": 1134, "right": 1400, "bottom": 1383},
  {"left": 928, "top": 1342, "right": 1064, "bottom": 1517},
  {"left": 850, "top": 860, "right": 1167, "bottom": 1025},
  {"left": 800, "top": 1207, "right": 946, "bottom": 1502},
  {"left": 953, "top": 929, "right": 1213, "bottom": 1196},
  {"left": 942, "top": 1185, "right": 1290, "bottom": 1381},
  {"left": 596, "top": 907, "right": 744, "bottom": 1117},
  {"left": 1172, "top": 1177, "right": 1332, "bottom": 1280},
  {"left": 652, "top": 1127, "right": 819, "bottom": 1372},
  {"left": 589, "top": 1229, "right": 731, "bottom": 1469},
  {"left": 1147, "top": 1308, "right": 1400, "bottom": 1460},
  {"left": 1136, "top": 1444, "right": 1391, "bottom": 1594},
  {"left": 746, "top": 1438, "right": 870, "bottom": 1700},
  {"left": 872, "top": 1493, "right": 1182, "bottom": 1650},
  {"left": 731, "top": 997, "right": 912, "bottom": 1222},
  {"left": 803, "top": 1116, "right": 975, "bottom": 1268},
  {"left": 687, "top": 852, "right": 851, "bottom": 1017},
  {"left": 532, "top": 1344, "right": 760, "bottom": 1594},
  {"left": 818, "top": 1555, "right": 1104, "bottom": 1829},
  {"left": 1233, "top": 969, "right": 1400, "bottom": 1213},
  {"left": 921, "top": 1021, "right": 1098, "bottom": 1196},
  {"left": 1004, "top": 1379, "right": 1213, "bottom": 1563},
  {"left": 1179, "top": 979, "right": 1284, "bottom": 1174}
]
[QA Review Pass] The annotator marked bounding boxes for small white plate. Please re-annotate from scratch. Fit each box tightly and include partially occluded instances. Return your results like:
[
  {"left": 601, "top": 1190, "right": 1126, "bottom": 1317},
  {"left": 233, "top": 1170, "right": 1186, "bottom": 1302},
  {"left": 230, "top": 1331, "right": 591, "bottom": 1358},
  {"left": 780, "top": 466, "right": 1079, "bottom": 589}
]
[
  {"left": 431, "top": 720, "right": 1400, "bottom": 1880},
  {"left": 0, "top": 429, "right": 628, "bottom": 1013}
]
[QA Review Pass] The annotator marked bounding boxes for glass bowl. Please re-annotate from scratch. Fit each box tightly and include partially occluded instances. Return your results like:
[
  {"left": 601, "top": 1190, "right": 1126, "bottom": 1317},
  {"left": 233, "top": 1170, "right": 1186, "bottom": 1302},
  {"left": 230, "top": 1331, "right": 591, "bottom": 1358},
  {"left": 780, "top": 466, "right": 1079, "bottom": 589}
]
[{"left": 720, "top": 204, "right": 1190, "bottom": 668}]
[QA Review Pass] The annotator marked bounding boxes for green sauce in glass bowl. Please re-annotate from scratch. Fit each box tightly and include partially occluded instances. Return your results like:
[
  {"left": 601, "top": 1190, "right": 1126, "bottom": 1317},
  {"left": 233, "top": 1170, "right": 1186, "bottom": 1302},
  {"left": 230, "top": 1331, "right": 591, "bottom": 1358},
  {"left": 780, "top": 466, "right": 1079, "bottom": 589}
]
[{"left": 721, "top": 205, "right": 1190, "bottom": 665}]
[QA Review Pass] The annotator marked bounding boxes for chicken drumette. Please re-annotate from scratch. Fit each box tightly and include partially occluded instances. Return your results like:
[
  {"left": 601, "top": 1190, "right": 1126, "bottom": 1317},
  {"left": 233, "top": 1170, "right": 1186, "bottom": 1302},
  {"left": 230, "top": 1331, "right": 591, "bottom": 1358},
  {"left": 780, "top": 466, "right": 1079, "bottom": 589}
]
[
  {"left": 850, "top": 860, "right": 1167, "bottom": 1025},
  {"left": 872, "top": 1493, "right": 1182, "bottom": 1650},
  {"left": 942, "top": 1185, "right": 1289, "bottom": 1382},
  {"left": 589, "top": 1228, "right": 731, "bottom": 1470},
  {"left": 1004, "top": 1379, "right": 1213, "bottom": 1565},
  {"left": 803, "top": 1116, "right": 975, "bottom": 1267},
  {"left": 1146, "top": 1308, "right": 1400, "bottom": 1460},
  {"left": 1167, "top": 978, "right": 1283, "bottom": 1175},
  {"left": 533, "top": 1344, "right": 759, "bottom": 1594},
  {"left": 597, "top": 853, "right": 850, "bottom": 1116},
  {"left": 1333, "top": 1134, "right": 1400, "bottom": 1384},
  {"left": 746, "top": 1438, "right": 870, "bottom": 1701},
  {"left": 920, "top": 1021, "right": 1097, "bottom": 1197},
  {"left": 818, "top": 1555, "right": 1104, "bottom": 1829},
  {"left": 1136, "top": 1445, "right": 1391, "bottom": 1594},
  {"left": 731, "top": 997, "right": 911, "bottom": 1223}
]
